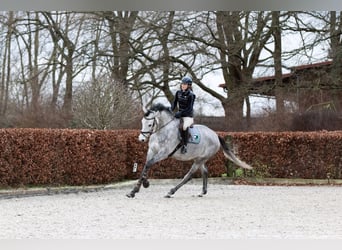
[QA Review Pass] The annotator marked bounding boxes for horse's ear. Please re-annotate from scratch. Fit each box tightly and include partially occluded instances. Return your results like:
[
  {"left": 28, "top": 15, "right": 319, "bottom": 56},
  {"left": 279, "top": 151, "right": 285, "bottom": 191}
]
[{"left": 142, "top": 105, "right": 148, "bottom": 113}]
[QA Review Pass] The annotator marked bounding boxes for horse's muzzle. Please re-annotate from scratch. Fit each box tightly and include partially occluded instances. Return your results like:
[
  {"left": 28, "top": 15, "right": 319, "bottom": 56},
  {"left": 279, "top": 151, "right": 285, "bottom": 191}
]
[{"left": 138, "top": 134, "right": 147, "bottom": 142}]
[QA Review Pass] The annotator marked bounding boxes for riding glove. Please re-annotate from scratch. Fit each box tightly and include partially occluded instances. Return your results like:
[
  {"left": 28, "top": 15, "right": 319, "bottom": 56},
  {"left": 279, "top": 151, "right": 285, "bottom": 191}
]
[{"left": 175, "top": 111, "right": 181, "bottom": 118}]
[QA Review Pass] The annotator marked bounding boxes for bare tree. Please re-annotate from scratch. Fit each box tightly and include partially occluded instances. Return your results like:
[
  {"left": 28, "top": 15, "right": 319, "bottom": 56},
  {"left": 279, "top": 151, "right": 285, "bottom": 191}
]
[
  {"left": 17, "top": 12, "right": 53, "bottom": 117},
  {"left": 93, "top": 11, "right": 138, "bottom": 85},
  {"left": 129, "top": 11, "right": 179, "bottom": 108},
  {"left": 129, "top": 11, "right": 276, "bottom": 130},
  {"left": 73, "top": 75, "right": 141, "bottom": 129},
  {"left": 0, "top": 11, "right": 14, "bottom": 117},
  {"left": 41, "top": 11, "right": 86, "bottom": 120}
]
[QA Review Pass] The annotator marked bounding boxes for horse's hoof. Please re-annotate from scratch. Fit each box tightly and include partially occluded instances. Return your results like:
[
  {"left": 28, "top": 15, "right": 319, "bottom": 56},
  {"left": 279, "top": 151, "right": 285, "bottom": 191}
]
[
  {"left": 197, "top": 192, "right": 207, "bottom": 197},
  {"left": 126, "top": 193, "right": 135, "bottom": 198},
  {"left": 142, "top": 180, "right": 150, "bottom": 188},
  {"left": 164, "top": 194, "right": 173, "bottom": 198}
]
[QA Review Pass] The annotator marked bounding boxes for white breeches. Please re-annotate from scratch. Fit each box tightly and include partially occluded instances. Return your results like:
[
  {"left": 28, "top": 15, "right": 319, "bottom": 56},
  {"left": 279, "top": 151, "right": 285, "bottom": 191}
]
[{"left": 182, "top": 117, "right": 194, "bottom": 130}]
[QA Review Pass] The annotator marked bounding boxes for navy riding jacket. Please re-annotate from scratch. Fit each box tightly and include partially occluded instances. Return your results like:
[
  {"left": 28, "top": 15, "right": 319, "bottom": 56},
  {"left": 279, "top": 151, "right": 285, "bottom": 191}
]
[{"left": 171, "top": 89, "right": 196, "bottom": 117}]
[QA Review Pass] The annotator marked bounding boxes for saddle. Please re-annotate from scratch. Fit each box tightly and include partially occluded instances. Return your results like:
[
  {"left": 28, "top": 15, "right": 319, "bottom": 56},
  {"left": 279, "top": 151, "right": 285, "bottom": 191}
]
[{"left": 177, "top": 124, "right": 201, "bottom": 144}]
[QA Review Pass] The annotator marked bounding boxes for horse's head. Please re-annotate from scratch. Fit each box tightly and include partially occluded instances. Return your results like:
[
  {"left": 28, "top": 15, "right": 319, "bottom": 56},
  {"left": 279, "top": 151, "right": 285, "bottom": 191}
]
[
  {"left": 138, "top": 109, "right": 157, "bottom": 142},
  {"left": 138, "top": 103, "right": 173, "bottom": 142}
]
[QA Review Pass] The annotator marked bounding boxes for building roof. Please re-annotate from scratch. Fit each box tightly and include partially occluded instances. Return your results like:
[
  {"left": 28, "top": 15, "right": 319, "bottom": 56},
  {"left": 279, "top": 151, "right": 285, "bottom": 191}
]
[
  {"left": 218, "top": 60, "right": 333, "bottom": 88},
  {"left": 290, "top": 60, "right": 332, "bottom": 72}
]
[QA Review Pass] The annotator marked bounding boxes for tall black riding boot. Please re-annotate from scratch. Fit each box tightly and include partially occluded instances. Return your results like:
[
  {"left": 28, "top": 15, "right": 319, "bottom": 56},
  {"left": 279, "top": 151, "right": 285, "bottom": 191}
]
[{"left": 181, "top": 128, "right": 189, "bottom": 154}]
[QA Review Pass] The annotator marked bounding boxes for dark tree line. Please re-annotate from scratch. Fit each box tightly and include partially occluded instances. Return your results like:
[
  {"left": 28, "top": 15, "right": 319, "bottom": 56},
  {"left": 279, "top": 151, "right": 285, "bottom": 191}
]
[{"left": 0, "top": 11, "right": 341, "bottom": 130}]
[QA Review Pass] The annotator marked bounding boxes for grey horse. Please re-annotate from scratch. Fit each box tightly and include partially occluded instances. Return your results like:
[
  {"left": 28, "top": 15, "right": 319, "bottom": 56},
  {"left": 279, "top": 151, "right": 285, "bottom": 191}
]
[{"left": 126, "top": 103, "right": 252, "bottom": 198}]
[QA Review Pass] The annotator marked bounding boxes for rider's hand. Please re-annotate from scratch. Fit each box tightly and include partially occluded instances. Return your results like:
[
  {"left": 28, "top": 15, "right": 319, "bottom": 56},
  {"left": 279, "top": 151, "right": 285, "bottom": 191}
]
[{"left": 174, "top": 112, "right": 181, "bottom": 118}]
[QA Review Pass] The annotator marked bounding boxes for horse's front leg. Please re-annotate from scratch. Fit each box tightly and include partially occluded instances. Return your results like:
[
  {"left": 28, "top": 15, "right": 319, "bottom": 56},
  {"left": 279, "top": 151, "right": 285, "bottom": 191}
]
[
  {"left": 126, "top": 149, "right": 168, "bottom": 198},
  {"left": 127, "top": 144, "right": 169, "bottom": 198},
  {"left": 126, "top": 160, "right": 153, "bottom": 198}
]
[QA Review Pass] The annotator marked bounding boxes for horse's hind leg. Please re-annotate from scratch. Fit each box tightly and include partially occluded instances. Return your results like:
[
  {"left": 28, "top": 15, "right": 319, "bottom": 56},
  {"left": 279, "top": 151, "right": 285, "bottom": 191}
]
[
  {"left": 199, "top": 163, "right": 208, "bottom": 197},
  {"left": 165, "top": 163, "right": 199, "bottom": 198}
]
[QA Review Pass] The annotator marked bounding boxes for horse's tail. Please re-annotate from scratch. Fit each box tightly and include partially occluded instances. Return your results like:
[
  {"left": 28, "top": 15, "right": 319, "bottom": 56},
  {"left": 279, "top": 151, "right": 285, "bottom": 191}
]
[{"left": 218, "top": 136, "right": 252, "bottom": 170}]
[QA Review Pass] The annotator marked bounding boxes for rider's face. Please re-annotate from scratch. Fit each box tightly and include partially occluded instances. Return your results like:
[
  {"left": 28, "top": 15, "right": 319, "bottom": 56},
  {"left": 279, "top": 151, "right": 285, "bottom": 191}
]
[{"left": 181, "top": 83, "right": 188, "bottom": 91}]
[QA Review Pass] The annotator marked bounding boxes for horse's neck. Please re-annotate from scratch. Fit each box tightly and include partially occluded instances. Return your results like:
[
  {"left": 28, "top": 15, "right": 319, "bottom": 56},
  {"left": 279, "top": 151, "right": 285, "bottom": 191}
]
[
  {"left": 155, "top": 113, "right": 178, "bottom": 135},
  {"left": 157, "top": 113, "right": 173, "bottom": 127}
]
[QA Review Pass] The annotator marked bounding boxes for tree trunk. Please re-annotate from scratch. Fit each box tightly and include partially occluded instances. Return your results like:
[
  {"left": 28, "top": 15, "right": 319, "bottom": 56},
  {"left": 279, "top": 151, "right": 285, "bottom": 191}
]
[
  {"left": 105, "top": 11, "right": 138, "bottom": 85},
  {"left": 329, "top": 11, "right": 342, "bottom": 112},
  {"left": 222, "top": 88, "right": 246, "bottom": 131},
  {"left": 30, "top": 12, "right": 41, "bottom": 116},
  {"left": 272, "top": 11, "right": 285, "bottom": 115},
  {"left": 62, "top": 45, "right": 74, "bottom": 119},
  {"left": 0, "top": 11, "right": 14, "bottom": 117}
]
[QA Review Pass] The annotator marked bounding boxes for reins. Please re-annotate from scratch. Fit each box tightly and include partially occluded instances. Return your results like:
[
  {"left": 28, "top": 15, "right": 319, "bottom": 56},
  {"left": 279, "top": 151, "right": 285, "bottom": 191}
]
[{"left": 140, "top": 111, "right": 182, "bottom": 157}]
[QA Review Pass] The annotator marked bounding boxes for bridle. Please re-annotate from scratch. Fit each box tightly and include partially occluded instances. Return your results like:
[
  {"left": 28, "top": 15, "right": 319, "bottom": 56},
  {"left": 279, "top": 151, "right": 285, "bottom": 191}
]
[
  {"left": 140, "top": 111, "right": 175, "bottom": 139},
  {"left": 140, "top": 116, "right": 156, "bottom": 138}
]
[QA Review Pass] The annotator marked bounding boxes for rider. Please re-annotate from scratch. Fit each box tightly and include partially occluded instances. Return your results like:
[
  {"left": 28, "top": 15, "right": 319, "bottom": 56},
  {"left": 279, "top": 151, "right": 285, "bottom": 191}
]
[{"left": 171, "top": 76, "right": 196, "bottom": 154}]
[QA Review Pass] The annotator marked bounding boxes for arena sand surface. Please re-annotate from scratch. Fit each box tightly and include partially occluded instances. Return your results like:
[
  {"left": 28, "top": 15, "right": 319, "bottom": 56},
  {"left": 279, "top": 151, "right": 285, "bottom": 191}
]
[{"left": 1, "top": 179, "right": 342, "bottom": 239}]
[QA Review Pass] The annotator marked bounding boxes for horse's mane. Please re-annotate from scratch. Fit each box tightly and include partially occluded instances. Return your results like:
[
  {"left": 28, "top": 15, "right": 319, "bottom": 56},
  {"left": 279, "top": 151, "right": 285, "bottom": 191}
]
[{"left": 145, "top": 103, "right": 172, "bottom": 116}]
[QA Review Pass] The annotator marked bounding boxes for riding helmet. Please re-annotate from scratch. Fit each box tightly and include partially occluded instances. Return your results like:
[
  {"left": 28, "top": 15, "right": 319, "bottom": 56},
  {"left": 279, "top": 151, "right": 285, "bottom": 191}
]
[{"left": 181, "top": 76, "right": 192, "bottom": 85}]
